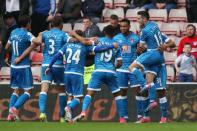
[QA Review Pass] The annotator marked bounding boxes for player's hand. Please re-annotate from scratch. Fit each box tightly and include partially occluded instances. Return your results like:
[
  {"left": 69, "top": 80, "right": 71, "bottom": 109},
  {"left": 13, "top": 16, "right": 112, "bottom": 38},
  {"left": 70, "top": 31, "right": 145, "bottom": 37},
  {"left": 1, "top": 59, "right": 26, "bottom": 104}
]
[
  {"left": 5, "top": 58, "right": 10, "bottom": 67},
  {"left": 113, "top": 42, "right": 119, "bottom": 49},
  {"left": 46, "top": 15, "right": 54, "bottom": 22},
  {"left": 14, "top": 57, "right": 22, "bottom": 65},
  {"left": 45, "top": 67, "right": 50, "bottom": 75},
  {"left": 136, "top": 46, "right": 146, "bottom": 55},
  {"left": 157, "top": 44, "right": 168, "bottom": 52}
]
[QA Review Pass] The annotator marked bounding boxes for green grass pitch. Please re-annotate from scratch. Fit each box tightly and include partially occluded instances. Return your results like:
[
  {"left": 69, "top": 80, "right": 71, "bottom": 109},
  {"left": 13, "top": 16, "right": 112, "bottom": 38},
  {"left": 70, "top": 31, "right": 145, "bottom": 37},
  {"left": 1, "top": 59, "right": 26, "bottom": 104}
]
[{"left": 0, "top": 122, "right": 197, "bottom": 131}]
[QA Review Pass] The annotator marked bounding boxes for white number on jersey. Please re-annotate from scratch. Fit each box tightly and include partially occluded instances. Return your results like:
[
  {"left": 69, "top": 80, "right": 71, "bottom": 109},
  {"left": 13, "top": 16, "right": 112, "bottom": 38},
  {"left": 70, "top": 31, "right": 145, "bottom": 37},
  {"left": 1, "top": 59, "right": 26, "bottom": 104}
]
[
  {"left": 13, "top": 40, "right": 19, "bottom": 56},
  {"left": 100, "top": 50, "right": 112, "bottom": 62},
  {"left": 66, "top": 48, "right": 81, "bottom": 64},
  {"left": 48, "top": 39, "right": 55, "bottom": 55}
]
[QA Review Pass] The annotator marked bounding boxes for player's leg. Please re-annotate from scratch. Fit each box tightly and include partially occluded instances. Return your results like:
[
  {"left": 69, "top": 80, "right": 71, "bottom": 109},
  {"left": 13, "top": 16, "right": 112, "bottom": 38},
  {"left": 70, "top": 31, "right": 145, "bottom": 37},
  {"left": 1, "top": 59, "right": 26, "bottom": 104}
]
[
  {"left": 106, "top": 72, "right": 126, "bottom": 123},
  {"left": 64, "top": 74, "right": 84, "bottom": 122},
  {"left": 156, "top": 64, "right": 168, "bottom": 123},
  {"left": 39, "top": 66, "right": 52, "bottom": 121},
  {"left": 117, "top": 71, "right": 129, "bottom": 121},
  {"left": 10, "top": 67, "right": 33, "bottom": 121},
  {"left": 53, "top": 67, "right": 67, "bottom": 122}
]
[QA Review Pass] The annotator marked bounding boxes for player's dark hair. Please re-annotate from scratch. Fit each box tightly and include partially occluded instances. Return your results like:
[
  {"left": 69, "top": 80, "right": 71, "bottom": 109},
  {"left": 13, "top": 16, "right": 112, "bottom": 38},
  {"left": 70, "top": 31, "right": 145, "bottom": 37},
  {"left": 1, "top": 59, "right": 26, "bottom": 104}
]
[
  {"left": 120, "top": 18, "right": 130, "bottom": 25},
  {"left": 18, "top": 15, "right": 31, "bottom": 27},
  {"left": 51, "top": 16, "right": 63, "bottom": 27},
  {"left": 75, "top": 30, "right": 84, "bottom": 36},
  {"left": 137, "top": 11, "right": 150, "bottom": 20},
  {"left": 110, "top": 14, "right": 119, "bottom": 20},
  {"left": 186, "top": 24, "right": 196, "bottom": 33},
  {"left": 103, "top": 25, "right": 115, "bottom": 37}
]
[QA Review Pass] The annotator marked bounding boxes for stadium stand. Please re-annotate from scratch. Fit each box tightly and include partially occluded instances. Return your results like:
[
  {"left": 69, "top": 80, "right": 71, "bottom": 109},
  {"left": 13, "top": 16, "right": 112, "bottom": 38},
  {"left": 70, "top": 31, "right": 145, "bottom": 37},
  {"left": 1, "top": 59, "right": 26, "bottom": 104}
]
[
  {"left": 149, "top": 9, "right": 168, "bottom": 22},
  {"left": 104, "top": 0, "right": 113, "bottom": 8},
  {"left": 103, "top": 8, "right": 124, "bottom": 22},
  {"left": 169, "top": 9, "right": 187, "bottom": 22},
  {"left": 97, "top": 22, "right": 110, "bottom": 31},
  {"left": 161, "top": 23, "right": 181, "bottom": 36},
  {"left": 125, "top": 9, "right": 145, "bottom": 22},
  {"left": 62, "top": 23, "right": 72, "bottom": 32},
  {"left": 114, "top": 0, "right": 127, "bottom": 8},
  {"left": 73, "top": 23, "right": 84, "bottom": 31}
]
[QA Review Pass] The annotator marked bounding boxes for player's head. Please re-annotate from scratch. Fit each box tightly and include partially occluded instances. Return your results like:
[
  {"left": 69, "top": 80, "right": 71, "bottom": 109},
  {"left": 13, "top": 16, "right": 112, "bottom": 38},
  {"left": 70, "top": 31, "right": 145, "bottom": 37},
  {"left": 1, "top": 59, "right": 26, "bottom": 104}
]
[
  {"left": 186, "top": 24, "right": 196, "bottom": 38},
  {"left": 183, "top": 43, "right": 192, "bottom": 54},
  {"left": 51, "top": 16, "right": 63, "bottom": 29},
  {"left": 137, "top": 11, "right": 150, "bottom": 27},
  {"left": 3, "top": 12, "right": 16, "bottom": 27},
  {"left": 18, "top": 15, "right": 31, "bottom": 29},
  {"left": 120, "top": 18, "right": 130, "bottom": 35},
  {"left": 103, "top": 25, "right": 115, "bottom": 38},
  {"left": 110, "top": 14, "right": 119, "bottom": 27},
  {"left": 75, "top": 30, "right": 83, "bottom": 37}
]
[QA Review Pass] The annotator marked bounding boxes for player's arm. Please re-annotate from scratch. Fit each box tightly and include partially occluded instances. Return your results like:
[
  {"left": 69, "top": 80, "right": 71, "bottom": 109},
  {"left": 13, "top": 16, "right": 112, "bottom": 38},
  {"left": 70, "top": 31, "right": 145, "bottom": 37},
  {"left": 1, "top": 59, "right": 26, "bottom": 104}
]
[
  {"left": 69, "top": 31, "right": 95, "bottom": 45},
  {"left": 4, "top": 41, "right": 11, "bottom": 66},
  {"left": 115, "top": 49, "right": 122, "bottom": 68},
  {"left": 14, "top": 34, "right": 42, "bottom": 64},
  {"left": 93, "top": 42, "right": 119, "bottom": 53},
  {"left": 157, "top": 34, "right": 176, "bottom": 52},
  {"left": 136, "top": 31, "right": 148, "bottom": 55}
]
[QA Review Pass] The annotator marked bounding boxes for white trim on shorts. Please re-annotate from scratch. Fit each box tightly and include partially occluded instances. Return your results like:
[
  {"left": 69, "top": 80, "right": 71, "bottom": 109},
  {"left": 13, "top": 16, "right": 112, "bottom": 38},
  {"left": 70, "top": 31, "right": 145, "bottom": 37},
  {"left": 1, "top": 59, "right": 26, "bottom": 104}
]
[
  {"left": 134, "top": 60, "right": 145, "bottom": 71},
  {"left": 64, "top": 72, "right": 83, "bottom": 76},
  {"left": 119, "top": 86, "right": 128, "bottom": 89},
  {"left": 74, "top": 95, "right": 83, "bottom": 98},
  {"left": 42, "top": 64, "right": 64, "bottom": 68},
  {"left": 116, "top": 69, "right": 129, "bottom": 73},
  {"left": 144, "top": 70, "right": 157, "bottom": 76},
  {"left": 112, "top": 88, "right": 121, "bottom": 94},
  {"left": 11, "top": 65, "right": 30, "bottom": 68},
  {"left": 11, "top": 86, "right": 34, "bottom": 90},
  {"left": 156, "top": 87, "right": 166, "bottom": 90},
  {"left": 93, "top": 69, "right": 116, "bottom": 74},
  {"left": 87, "top": 88, "right": 101, "bottom": 91},
  {"left": 130, "top": 84, "right": 141, "bottom": 88}
]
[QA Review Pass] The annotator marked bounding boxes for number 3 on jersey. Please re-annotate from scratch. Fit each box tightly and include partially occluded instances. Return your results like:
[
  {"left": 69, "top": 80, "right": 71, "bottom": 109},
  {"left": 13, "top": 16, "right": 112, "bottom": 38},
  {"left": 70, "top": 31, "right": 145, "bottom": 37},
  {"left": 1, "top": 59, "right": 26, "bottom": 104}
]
[
  {"left": 100, "top": 50, "right": 112, "bottom": 62},
  {"left": 48, "top": 39, "right": 55, "bottom": 55},
  {"left": 66, "top": 48, "right": 81, "bottom": 64}
]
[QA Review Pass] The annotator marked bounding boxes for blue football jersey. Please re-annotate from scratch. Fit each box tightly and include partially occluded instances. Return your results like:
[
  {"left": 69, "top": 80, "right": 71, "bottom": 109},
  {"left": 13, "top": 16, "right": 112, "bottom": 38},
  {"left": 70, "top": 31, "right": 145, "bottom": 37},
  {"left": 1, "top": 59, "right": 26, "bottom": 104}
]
[
  {"left": 140, "top": 21, "right": 169, "bottom": 50},
  {"left": 59, "top": 42, "right": 93, "bottom": 75},
  {"left": 42, "top": 28, "right": 70, "bottom": 66},
  {"left": 8, "top": 28, "right": 34, "bottom": 67},
  {"left": 114, "top": 32, "right": 139, "bottom": 72},
  {"left": 94, "top": 37, "right": 122, "bottom": 72}
]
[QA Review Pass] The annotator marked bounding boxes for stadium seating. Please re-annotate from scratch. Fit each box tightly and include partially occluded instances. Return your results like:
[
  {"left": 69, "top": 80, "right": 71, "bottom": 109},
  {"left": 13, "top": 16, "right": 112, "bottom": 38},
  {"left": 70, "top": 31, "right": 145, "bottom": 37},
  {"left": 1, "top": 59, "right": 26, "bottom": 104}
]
[
  {"left": 62, "top": 23, "right": 72, "bottom": 32},
  {"left": 166, "top": 65, "right": 175, "bottom": 82},
  {"left": 164, "top": 51, "right": 177, "bottom": 65},
  {"left": 125, "top": 9, "right": 145, "bottom": 22},
  {"left": 114, "top": 0, "right": 127, "bottom": 8},
  {"left": 161, "top": 23, "right": 181, "bottom": 36},
  {"left": 97, "top": 22, "right": 109, "bottom": 31},
  {"left": 31, "top": 66, "right": 41, "bottom": 83},
  {"left": 149, "top": 9, "right": 168, "bottom": 22},
  {"left": 168, "top": 35, "right": 182, "bottom": 46},
  {"left": 103, "top": 8, "right": 124, "bottom": 22},
  {"left": 177, "top": 0, "right": 186, "bottom": 8},
  {"left": 73, "top": 23, "right": 84, "bottom": 31},
  {"left": 169, "top": 9, "right": 187, "bottom": 22},
  {"left": 30, "top": 52, "right": 43, "bottom": 65},
  {"left": 129, "top": 22, "right": 138, "bottom": 34},
  {"left": 0, "top": 67, "right": 10, "bottom": 81},
  {"left": 104, "top": 0, "right": 113, "bottom": 8}
]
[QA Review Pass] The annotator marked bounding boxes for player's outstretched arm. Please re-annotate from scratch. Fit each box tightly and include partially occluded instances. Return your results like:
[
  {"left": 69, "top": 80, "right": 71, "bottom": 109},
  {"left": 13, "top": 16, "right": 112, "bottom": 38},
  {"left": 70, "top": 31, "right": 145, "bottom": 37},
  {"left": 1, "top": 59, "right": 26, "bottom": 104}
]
[
  {"left": 93, "top": 43, "right": 118, "bottom": 53},
  {"left": 158, "top": 39, "right": 176, "bottom": 52},
  {"left": 69, "top": 31, "right": 95, "bottom": 45}
]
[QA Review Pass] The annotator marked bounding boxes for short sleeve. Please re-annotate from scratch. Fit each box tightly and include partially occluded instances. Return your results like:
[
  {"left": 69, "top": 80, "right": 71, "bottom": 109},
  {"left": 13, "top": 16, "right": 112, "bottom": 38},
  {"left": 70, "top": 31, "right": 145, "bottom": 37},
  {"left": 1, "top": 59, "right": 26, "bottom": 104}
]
[
  {"left": 26, "top": 32, "right": 35, "bottom": 43},
  {"left": 140, "top": 29, "right": 147, "bottom": 44},
  {"left": 161, "top": 33, "right": 170, "bottom": 43},
  {"left": 63, "top": 33, "right": 71, "bottom": 43}
]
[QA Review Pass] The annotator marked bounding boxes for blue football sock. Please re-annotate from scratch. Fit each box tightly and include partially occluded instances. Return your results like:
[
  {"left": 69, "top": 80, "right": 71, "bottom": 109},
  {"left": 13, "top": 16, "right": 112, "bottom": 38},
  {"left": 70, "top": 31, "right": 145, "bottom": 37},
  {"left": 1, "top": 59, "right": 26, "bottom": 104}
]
[
  {"left": 121, "top": 96, "right": 128, "bottom": 119},
  {"left": 9, "top": 93, "right": 19, "bottom": 109},
  {"left": 131, "top": 68, "right": 146, "bottom": 87},
  {"left": 82, "top": 95, "right": 92, "bottom": 112},
  {"left": 159, "top": 97, "right": 168, "bottom": 118},
  {"left": 115, "top": 96, "right": 124, "bottom": 118},
  {"left": 14, "top": 92, "right": 30, "bottom": 109},
  {"left": 135, "top": 96, "right": 143, "bottom": 119},
  {"left": 149, "top": 83, "right": 156, "bottom": 102},
  {"left": 39, "top": 92, "right": 47, "bottom": 113},
  {"left": 68, "top": 98, "right": 80, "bottom": 110},
  {"left": 58, "top": 93, "right": 67, "bottom": 118},
  {"left": 142, "top": 97, "right": 150, "bottom": 118}
]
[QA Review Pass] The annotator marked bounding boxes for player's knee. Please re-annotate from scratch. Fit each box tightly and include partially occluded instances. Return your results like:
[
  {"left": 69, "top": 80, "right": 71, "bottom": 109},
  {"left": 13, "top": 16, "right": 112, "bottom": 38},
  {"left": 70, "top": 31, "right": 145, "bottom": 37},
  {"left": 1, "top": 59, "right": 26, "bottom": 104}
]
[
  {"left": 56, "top": 86, "right": 65, "bottom": 93},
  {"left": 13, "top": 89, "right": 20, "bottom": 95},
  {"left": 87, "top": 90, "right": 95, "bottom": 97},
  {"left": 121, "top": 89, "right": 127, "bottom": 96},
  {"left": 141, "top": 90, "right": 149, "bottom": 97},
  {"left": 113, "top": 91, "right": 122, "bottom": 97},
  {"left": 157, "top": 89, "right": 166, "bottom": 98}
]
